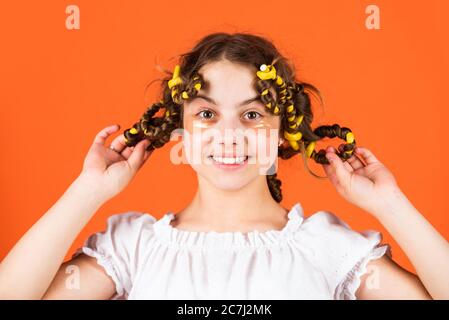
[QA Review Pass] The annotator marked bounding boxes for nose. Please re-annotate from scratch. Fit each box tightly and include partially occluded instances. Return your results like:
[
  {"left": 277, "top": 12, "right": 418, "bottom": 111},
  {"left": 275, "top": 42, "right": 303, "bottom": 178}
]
[
  {"left": 218, "top": 115, "right": 246, "bottom": 139},
  {"left": 210, "top": 116, "right": 248, "bottom": 154}
]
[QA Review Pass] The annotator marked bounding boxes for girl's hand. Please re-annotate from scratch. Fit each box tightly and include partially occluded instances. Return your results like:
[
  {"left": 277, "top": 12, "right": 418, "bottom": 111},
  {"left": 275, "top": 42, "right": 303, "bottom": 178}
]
[
  {"left": 322, "top": 145, "right": 401, "bottom": 216},
  {"left": 80, "top": 124, "right": 152, "bottom": 201}
]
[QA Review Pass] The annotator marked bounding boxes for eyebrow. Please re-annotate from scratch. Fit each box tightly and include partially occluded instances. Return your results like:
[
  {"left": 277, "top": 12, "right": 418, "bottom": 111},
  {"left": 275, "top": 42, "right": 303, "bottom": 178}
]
[{"left": 193, "top": 94, "right": 261, "bottom": 107}]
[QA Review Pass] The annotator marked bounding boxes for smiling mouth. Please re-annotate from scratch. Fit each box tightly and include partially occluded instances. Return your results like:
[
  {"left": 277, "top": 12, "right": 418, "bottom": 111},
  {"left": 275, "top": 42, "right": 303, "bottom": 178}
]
[{"left": 208, "top": 155, "right": 250, "bottom": 165}]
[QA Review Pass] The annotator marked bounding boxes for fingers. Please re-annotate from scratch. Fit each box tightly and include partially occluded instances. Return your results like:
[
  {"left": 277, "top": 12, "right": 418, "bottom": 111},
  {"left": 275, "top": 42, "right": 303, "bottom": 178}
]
[
  {"left": 127, "top": 139, "right": 151, "bottom": 172},
  {"left": 120, "top": 147, "right": 134, "bottom": 159},
  {"left": 109, "top": 131, "right": 128, "bottom": 154},
  {"left": 345, "top": 152, "right": 366, "bottom": 171},
  {"left": 93, "top": 124, "right": 120, "bottom": 146},
  {"left": 143, "top": 147, "right": 152, "bottom": 161},
  {"left": 329, "top": 145, "right": 366, "bottom": 171},
  {"left": 354, "top": 147, "right": 380, "bottom": 165},
  {"left": 119, "top": 139, "right": 151, "bottom": 160},
  {"left": 324, "top": 148, "right": 351, "bottom": 190}
]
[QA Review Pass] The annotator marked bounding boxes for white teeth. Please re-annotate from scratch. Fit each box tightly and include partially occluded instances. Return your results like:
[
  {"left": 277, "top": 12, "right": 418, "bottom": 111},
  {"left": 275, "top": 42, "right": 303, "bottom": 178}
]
[{"left": 212, "top": 156, "right": 247, "bottom": 164}]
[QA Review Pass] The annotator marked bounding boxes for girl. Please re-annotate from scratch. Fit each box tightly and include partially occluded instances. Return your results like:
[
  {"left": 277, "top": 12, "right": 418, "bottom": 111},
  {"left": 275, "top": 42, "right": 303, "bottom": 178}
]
[{"left": 0, "top": 32, "right": 447, "bottom": 300}]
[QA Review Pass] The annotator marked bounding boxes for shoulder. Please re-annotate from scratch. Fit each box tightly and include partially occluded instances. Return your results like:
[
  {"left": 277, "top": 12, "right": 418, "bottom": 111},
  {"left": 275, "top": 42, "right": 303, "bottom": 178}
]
[
  {"left": 298, "top": 210, "right": 384, "bottom": 249},
  {"left": 72, "top": 211, "right": 160, "bottom": 299},
  {"left": 99, "top": 211, "right": 159, "bottom": 243},
  {"left": 294, "top": 209, "right": 392, "bottom": 298},
  {"left": 80, "top": 211, "right": 159, "bottom": 254},
  {"left": 105, "top": 211, "right": 158, "bottom": 231}
]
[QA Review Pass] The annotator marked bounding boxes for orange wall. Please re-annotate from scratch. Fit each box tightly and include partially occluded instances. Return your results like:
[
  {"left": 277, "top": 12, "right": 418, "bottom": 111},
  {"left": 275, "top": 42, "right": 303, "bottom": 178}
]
[{"left": 1, "top": 0, "right": 448, "bottom": 274}]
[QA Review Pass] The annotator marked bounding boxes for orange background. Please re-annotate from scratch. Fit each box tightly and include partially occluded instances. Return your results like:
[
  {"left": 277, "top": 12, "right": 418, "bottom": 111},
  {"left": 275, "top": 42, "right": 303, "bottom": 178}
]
[{"left": 1, "top": 0, "right": 448, "bottom": 275}]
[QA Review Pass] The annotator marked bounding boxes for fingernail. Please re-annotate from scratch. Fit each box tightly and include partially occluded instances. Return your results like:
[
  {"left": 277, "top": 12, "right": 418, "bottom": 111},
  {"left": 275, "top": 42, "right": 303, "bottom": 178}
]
[{"left": 325, "top": 153, "right": 334, "bottom": 163}]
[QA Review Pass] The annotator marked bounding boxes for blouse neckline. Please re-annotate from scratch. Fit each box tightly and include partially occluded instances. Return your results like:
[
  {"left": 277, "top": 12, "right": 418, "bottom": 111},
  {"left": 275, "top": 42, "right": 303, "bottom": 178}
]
[{"left": 152, "top": 203, "right": 305, "bottom": 248}]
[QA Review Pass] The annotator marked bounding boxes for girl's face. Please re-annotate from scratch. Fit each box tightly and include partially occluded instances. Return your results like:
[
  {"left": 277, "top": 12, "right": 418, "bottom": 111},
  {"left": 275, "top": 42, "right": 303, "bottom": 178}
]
[{"left": 182, "top": 59, "right": 281, "bottom": 190}]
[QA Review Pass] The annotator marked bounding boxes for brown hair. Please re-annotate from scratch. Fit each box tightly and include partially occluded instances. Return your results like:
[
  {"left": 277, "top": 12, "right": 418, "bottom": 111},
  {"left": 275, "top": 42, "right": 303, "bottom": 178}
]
[{"left": 123, "top": 32, "right": 356, "bottom": 203}]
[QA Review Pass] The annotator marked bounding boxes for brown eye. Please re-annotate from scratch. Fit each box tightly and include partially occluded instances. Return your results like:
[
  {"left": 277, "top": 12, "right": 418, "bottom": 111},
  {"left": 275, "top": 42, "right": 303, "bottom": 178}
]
[
  {"left": 243, "top": 111, "right": 263, "bottom": 121},
  {"left": 196, "top": 109, "right": 215, "bottom": 120}
]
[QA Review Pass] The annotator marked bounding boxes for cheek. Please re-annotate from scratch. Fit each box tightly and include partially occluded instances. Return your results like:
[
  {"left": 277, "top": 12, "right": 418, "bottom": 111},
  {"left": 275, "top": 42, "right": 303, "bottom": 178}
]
[
  {"left": 246, "top": 129, "right": 278, "bottom": 172},
  {"left": 182, "top": 122, "right": 220, "bottom": 168},
  {"left": 183, "top": 112, "right": 216, "bottom": 136},
  {"left": 191, "top": 119, "right": 215, "bottom": 129},
  {"left": 251, "top": 117, "right": 278, "bottom": 129},
  {"left": 247, "top": 117, "right": 280, "bottom": 162}
]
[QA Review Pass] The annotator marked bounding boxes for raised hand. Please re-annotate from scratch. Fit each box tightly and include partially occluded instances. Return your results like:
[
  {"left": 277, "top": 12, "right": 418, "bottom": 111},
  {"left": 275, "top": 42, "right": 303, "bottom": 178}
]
[
  {"left": 81, "top": 124, "right": 152, "bottom": 201},
  {"left": 322, "top": 145, "right": 400, "bottom": 215}
]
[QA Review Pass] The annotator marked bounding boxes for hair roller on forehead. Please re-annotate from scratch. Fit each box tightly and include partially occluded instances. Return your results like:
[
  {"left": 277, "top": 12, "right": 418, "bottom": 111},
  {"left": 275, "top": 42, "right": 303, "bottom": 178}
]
[{"left": 122, "top": 32, "right": 357, "bottom": 203}]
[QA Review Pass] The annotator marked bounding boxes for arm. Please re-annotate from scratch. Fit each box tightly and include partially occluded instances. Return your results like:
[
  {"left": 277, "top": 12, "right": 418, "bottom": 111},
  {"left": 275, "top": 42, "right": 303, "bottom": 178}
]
[
  {"left": 42, "top": 254, "right": 116, "bottom": 300},
  {"left": 358, "top": 189, "right": 448, "bottom": 300},
  {"left": 357, "top": 254, "right": 432, "bottom": 299},
  {"left": 323, "top": 146, "right": 449, "bottom": 300},
  {"left": 0, "top": 124, "right": 152, "bottom": 299},
  {"left": 0, "top": 175, "right": 111, "bottom": 299}
]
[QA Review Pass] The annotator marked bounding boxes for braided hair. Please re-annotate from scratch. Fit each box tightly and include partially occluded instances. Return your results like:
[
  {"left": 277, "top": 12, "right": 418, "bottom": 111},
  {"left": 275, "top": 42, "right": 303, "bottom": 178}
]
[{"left": 123, "top": 32, "right": 356, "bottom": 203}]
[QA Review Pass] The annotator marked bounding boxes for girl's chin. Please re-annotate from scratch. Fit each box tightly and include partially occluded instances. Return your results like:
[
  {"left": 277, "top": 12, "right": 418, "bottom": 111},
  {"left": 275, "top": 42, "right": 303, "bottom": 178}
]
[
  {"left": 210, "top": 182, "right": 249, "bottom": 191},
  {"left": 204, "top": 173, "right": 253, "bottom": 190}
]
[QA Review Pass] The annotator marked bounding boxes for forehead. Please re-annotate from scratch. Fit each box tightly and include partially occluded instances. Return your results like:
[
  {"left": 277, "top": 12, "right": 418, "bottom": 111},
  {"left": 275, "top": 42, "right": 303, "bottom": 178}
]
[{"left": 197, "top": 60, "right": 258, "bottom": 96}]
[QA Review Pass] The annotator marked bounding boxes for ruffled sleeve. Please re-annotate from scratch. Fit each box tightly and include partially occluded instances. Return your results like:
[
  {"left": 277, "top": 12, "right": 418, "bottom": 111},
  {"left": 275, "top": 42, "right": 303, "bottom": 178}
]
[
  {"left": 71, "top": 212, "right": 157, "bottom": 300},
  {"left": 297, "top": 210, "right": 392, "bottom": 300}
]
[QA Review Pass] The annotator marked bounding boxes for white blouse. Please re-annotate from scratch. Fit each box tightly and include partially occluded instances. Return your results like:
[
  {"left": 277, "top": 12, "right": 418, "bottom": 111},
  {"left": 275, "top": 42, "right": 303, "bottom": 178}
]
[{"left": 72, "top": 202, "right": 391, "bottom": 300}]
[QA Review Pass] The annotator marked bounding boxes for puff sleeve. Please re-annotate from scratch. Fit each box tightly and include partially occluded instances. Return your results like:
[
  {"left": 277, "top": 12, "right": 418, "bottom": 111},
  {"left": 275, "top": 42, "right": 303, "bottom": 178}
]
[
  {"left": 297, "top": 210, "right": 392, "bottom": 300},
  {"left": 71, "top": 212, "right": 157, "bottom": 299}
]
